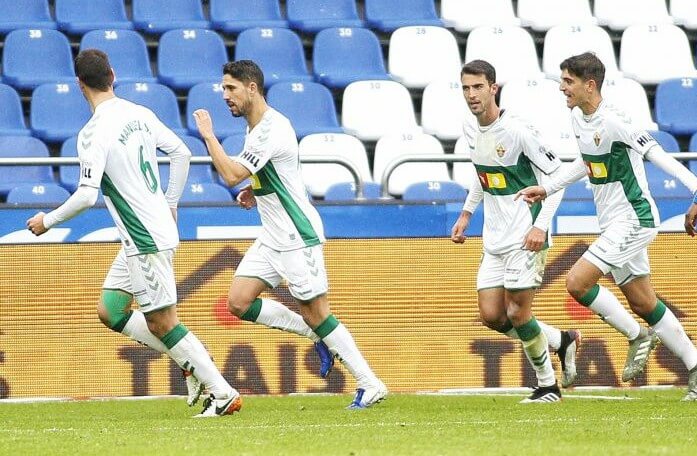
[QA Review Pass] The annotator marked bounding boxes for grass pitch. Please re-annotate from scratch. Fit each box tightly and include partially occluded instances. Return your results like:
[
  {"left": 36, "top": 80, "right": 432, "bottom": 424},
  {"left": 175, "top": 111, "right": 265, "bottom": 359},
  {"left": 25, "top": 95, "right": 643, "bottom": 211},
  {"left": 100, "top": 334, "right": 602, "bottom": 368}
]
[{"left": 1, "top": 389, "right": 696, "bottom": 455}]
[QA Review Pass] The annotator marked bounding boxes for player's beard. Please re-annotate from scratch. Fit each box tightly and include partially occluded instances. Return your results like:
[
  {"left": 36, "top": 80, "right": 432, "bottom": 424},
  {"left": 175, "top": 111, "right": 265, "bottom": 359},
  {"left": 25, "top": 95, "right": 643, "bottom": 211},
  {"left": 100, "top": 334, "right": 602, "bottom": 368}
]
[{"left": 230, "top": 97, "right": 250, "bottom": 118}]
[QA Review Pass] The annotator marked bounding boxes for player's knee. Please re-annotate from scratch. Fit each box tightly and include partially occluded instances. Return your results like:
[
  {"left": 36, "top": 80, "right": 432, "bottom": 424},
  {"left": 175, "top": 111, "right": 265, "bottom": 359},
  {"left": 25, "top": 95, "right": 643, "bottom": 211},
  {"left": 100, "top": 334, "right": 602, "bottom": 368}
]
[
  {"left": 479, "top": 310, "right": 507, "bottom": 331},
  {"left": 227, "top": 294, "right": 250, "bottom": 317},
  {"left": 99, "top": 290, "right": 133, "bottom": 332},
  {"left": 566, "top": 274, "right": 589, "bottom": 300},
  {"left": 505, "top": 304, "right": 526, "bottom": 326}
]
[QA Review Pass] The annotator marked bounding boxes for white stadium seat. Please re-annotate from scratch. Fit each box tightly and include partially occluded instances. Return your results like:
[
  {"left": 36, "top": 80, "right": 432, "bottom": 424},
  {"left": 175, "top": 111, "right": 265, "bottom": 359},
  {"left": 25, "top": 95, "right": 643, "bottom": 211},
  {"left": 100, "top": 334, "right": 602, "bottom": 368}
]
[
  {"left": 517, "top": 0, "right": 596, "bottom": 32},
  {"left": 671, "top": 0, "right": 697, "bottom": 30},
  {"left": 452, "top": 135, "right": 477, "bottom": 190},
  {"left": 594, "top": 0, "right": 673, "bottom": 31},
  {"left": 543, "top": 24, "right": 619, "bottom": 79},
  {"left": 601, "top": 74, "right": 658, "bottom": 130},
  {"left": 440, "top": 0, "right": 519, "bottom": 33},
  {"left": 421, "top": 80, "right": 477, "bottom": 141}
]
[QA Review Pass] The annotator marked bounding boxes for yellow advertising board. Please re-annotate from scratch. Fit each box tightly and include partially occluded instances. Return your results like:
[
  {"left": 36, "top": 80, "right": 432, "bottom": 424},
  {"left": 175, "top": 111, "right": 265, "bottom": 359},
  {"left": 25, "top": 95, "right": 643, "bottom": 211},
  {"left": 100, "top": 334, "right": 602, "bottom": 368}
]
[{"left": 0, "top": 235, "right": 695, "bottom": 398}]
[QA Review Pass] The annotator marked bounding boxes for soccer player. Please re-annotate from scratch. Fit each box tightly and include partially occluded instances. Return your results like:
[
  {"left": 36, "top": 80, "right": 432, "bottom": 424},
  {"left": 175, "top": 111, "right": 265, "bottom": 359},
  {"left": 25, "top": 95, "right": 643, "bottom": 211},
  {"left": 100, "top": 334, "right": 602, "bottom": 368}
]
[
  {"left": 26, "top": 49, "right": 241, "bottom": 417},
  {"left": 517, "top": 52, "right": 697, "bottom": 400},
  {"left": 451, "top": 60, "right": 580, "bottom": 402},
  {"left": 192, "top": 60, "right": 387, "bottom": 409},
  {"left": 685, "top": 196, "right": 697, "bottom": 237}
]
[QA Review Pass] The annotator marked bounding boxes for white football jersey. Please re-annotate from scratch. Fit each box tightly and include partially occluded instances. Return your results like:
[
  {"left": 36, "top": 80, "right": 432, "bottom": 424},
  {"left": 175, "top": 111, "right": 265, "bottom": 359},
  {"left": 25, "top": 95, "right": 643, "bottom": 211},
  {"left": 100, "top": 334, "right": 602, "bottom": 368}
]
[
  {"left": 465, "top": 110, "right": 561, "bottom": 254},
  {"left": 77, "top": 97, "right": 187, "bottom": 255},
  {"left": 233, "top": 108, "right": 325, "bottom": 251},
  {"left": 571, "top": 101, "right": 660, "bottom": 231}
]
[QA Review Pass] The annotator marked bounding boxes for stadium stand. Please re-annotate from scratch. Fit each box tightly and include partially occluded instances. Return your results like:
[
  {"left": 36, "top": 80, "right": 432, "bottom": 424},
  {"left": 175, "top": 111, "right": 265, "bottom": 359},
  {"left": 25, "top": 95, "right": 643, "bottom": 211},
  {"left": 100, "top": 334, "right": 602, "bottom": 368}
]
[
  {"left": 0, "top": 0, "right": 55, "bottom": 34},
  {"left": 157, "top": 28, "right": 228, "bottom": 90},
  {"left": 234, "top": 27, "right": 312, "bottom": 87},
  {"left": 0, "top": 136, "right": 54, "bottom": 196},
  {"left": 655, "top": 78, "right": 697, "bottom": 136},
  {"left": 542, "top": 24, "right": 618, "bottom": 79},
  {"left": 186, "top": 82, "right": 247, "bottom": 139},
  {"left": 388, "top": 25, "right": 461, "bottom": 89},
  {"left": 0, "top": 84, "right": 30, "bottom": 136},
  {"left": 451, "top": 135, "right": 477, "bottom": 190},
  {"left": 312, "top": 27, "right": 390, "bottom": 89},
  {"left": 594, "top": 0, "right": 673, "bottom": 31},
  {"left": 421, "top": 80, "right": 475, "bottom": 141},
  {"left": 79, "top": 29, "right": 156, "bottom": 85},
  {"left": 286, "top": 0, "right": 363, "bottom": 33},
  {"left": 132, "top": 0, "right": 209, "bottom": 34},
  {"left": 649, "top": 130, "right": 681, "bottom": 153},
  {"left": 30, "top": 82, "right": 92, "bottom": 143},
  {"left": 6, "top": 183, "right": 71, "bottom": 205},
  {"left": 364, "top": 0, "right": 442, "bottom": 32},
  {"left": 601, "top": 75, "right": 658, "bottom": 131},
  {"left": 517, "top": 0, "right": 596, "bottom": 32},
  {"left": 440, "top": 0, "right": 519, "bottom": 32},
  {"left": 55, "top": 0, "right": 132, "bottom": 35},
  {"left": 209, "top": 0, "right": 287, "bottom": 33},
  {"left": 324, "top": 181, "right": 383, "bottom": 201},
  {"left": 691, "top": 133, "right": 697, "bottom": 152},
  {"left": 644, "top": 162, "right": 693, "bottom": 198},
  {"left": 402, "top": 180, "right": 467, "bottom": 202},
  {"left": 58, "top": 136, "right": 79, "bottom": 192},
  {"left": 2, "top": 29, "right": 75, "bottom": 90},
  {"left": 266, "top": 82, "right": 343, "bottom": 138},
  {"left": 114, "top": 82, "right": 187, "bottom": 136},
  {"left": 179, "top": 182, "right": 233, "bottom": 203},
  {"left": 671, "top": 0, "right": 697, "bottom": 30}
]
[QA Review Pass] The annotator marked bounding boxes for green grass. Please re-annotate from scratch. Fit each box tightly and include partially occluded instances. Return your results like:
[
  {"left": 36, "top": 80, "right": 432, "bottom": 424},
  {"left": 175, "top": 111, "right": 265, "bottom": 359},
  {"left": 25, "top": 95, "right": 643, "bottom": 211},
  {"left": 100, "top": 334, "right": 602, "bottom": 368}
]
[{"left": 1, "top": 389, "right": 696, "bottom": 455}]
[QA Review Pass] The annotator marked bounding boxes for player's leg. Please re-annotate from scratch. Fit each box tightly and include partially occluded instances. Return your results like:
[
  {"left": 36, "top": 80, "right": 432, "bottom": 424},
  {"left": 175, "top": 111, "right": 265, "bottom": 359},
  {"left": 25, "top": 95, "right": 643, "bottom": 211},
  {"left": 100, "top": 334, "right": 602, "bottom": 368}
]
[
  {"left": 231, "top": 240, "right": 333, "bottom": 377},
  {"left": 129, "top": 250, "right": 240, "bottom": 417}
]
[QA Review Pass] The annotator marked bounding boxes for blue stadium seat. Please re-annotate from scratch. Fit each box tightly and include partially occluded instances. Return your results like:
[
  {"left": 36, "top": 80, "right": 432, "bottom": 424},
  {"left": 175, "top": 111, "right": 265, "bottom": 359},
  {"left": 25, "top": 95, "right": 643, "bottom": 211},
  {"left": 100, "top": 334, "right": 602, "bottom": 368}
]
[
  {"left": 222, "top": 134, "right": 246, "bottom": 155},
  {"left": 0, "top": 0, "right": 55, "bottom": 34},
  {"left": 132, "top": 0, "right": 209, "bottom": 34},
  {"left": 0, "top": 84, "right": 30, "bottom": 136},
  {"left": 235, "top": 28, "right": 312, "bottom": 87},
  {"left": 186, "top": 83, "right": 248, "bottom": 138},
  {"left": 157, "top": 134, "right": 215, "bottom": 188},
  {"left": 313, "top": 27, "right": 390, "bottom": 89},
  {"left": 287, "top": 0, "right": 363, "bottom": 33},
  {"left": 655, "top": 78, "right": 697, "bottom": 136},
  {"left": 158, "top": 29, "right": 228, "bottom": 90},
  {"left": 7, "top": 183, "right": 71, "bottom": 205},
  {"left": 55, "top": 0, "right": 132, "bottom": 35},
  {"left": 324, "top": 182, "right": 383, "bottom": 200},
  {"left": 563, "top": 177, "right": 594, "bottom": 200},
  {"left": 0, "top": 136, "right": 54, "bottom": 196},
  {"left": 648, "top": 130, "right": 680, "bottom": 153},
  {"left": 644, "top": 162, "right": 693, "bottom": 198},
  {"left": 690, "top": 133, "right": 697, "bottom": 152},
  {"left": 2, "top": 29, "right": 75, "bottom": 90},
  {"left": 114, "top": 83, "right": 187, "bottom": 136},
  {"left": 266, "top": 82, "right": 343, "bottom": 138},
  {"left": 80, "top": 29, "right": 156, "bottom": 84},
  {"left": 209, "top": 0, "right": 287, "bottom": 33},
  {"left": 364, "top": 0, "right": 443, "bottom": 32},
  {"left": 31, "top": 82, "right": 92, "bottom": 143},
  {"left": 179, "top": 182, "right": 233, "bottom": 203},
  {"left": 59, "top": 136, "right": 80, "bottom": 192},
  {"left": 402, "top": 180, "right": 467, "bottom": 201}
]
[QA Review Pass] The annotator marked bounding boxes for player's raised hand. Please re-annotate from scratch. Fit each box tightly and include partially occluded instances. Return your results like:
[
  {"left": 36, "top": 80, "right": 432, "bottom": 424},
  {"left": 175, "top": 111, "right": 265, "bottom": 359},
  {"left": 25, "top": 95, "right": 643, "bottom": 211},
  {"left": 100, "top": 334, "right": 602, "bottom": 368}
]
[
  {"left": 26, "top": 212, "right": 48, "bottom": 236},
  {"left": 685, "top": 202, "right": 697, "bottom": 237},
  {"left": 236, "top": 186, "right": 256, "bottom": 210},
  {"left": 515, "top": 185, "right": 547, "bottom": 204},
  {"left": 192, "top": 109, "right": 215, "bottom": 141},
  {"left": 451, "top": 211, "right": 471, "bottom": 244},
  {"left": 523, "top": 226, "right": 545, "bottom": 251}
]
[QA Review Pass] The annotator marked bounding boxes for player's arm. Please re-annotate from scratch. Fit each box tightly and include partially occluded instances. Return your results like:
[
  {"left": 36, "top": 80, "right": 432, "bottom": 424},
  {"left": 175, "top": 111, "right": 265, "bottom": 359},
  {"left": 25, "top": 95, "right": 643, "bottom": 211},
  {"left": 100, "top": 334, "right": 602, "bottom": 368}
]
[
  {"left": 686, "top": 196, "right": 697, "bottom": 237},
  {"left": 645, "top": 146, "right": 697, "bottom": 194},
  {"left": 151, "top": 118, "right": 191, "bottom": 209},
  {"left": 525, "top": 166, "right": 565, "bottom": 251},
  {"left": 451, "top": 166, "right": 482, "bottom": 244},
  {"left": 517, "top": 157, "right": 585, "bottom": 203},
  {"left": 192, "top": 109, "right": 250, "bottom": 186}
]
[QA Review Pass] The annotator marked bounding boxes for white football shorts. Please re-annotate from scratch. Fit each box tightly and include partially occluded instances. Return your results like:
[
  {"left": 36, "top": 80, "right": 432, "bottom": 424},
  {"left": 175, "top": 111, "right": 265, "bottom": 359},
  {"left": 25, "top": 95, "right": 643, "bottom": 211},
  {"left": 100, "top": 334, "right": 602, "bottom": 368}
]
[{"left": 477, "top": 248, "right": 547, "bottom": 291}]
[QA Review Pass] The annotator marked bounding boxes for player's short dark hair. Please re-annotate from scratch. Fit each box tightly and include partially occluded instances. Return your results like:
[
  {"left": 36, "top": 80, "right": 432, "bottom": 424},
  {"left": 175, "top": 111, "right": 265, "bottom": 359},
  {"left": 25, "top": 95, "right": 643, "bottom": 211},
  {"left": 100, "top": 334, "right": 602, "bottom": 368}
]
[
  {"left": 560, "top": 52, "right": 605, "bottom": 89},
  {"left": 461, "top": 60, "right": 496, "bottom": 85},
  {"left": 223, "top": 60, "right": 265, "bottom": 96},
  {"left": 75, "top": 49, "right": 113, "bottom": 91}
]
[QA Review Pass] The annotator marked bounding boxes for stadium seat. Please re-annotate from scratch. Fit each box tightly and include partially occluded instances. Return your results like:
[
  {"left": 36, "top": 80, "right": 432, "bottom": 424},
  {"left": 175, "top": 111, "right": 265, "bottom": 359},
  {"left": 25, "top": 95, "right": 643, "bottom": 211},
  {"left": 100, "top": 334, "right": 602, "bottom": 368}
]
[
  {"left": 364, "top": 0, "right": 442, "bottom": 32},
  {"left": 2, "top": 29, "right": 75, "bottom": 90},
  {"left": 0, "top": 136, "right": 54, "bottom": 196},
  {"left": 157, "top": 29, "right": 228, "bottom": 90},
  {"left": 114, "top": 83, "right": 187, "bottom": 136},
  {"left": 132, "top": 0, "right": 209, "bottom": 34},
  {"left": 55, "top": 0, "right": 131, "bottom": 35},
  {"left": 648, "top": 130, "right": 680, "bottom": 153},
  {"left": 157, "top": 134, "right": 215, "bottom": 188},
  {"left": 6, "top": 183, "right": 71, "bottom": 205},
  {"left": 234, "top": 28, "right": 312, "bottom": 87},
  {"left": 31, "top": 82, "right": 92, "bottom": 143},
  {"left": 563, "top": 177, "right": 593, "bottom": 200},
  {"left": 0, "top": 0, "right": 55, "bottom": 34},
  {"left": 372, "top": 132, "right": 450, "bottom": 196},
  {"left": 312, "top": 27, "right": 390, "bottom": 89},
  {"left": 601, "top": 75, "right": 658, "bottom": 130},
  {"left": 464, "top": 26, "right": 542, "bottom": 85},
  {"left": 287, "top": 0, "right": 363, "bottom": 33},
  {"left": 342, "top": 80, "right": 420, "bottom": 141},
  {"left": 671, "top": 0, "right": 697, "bottom": 30},
  {"left": 221, "top": 134, "right": 246, "bottom": 155},
  {"left": 644, "top": 162, "right": 693, "bottom": 198},
  {"left": 542, "top": 24, "right": 618, "bottom": 79},
  {"left": 499, "top": 76, "right": 578, "bottom": 160},
  {"left": 594, "top": 0, "right": 673, "bottom": 31},
  {"left": 690, "top": 133, "right": 697, "bottom": 152},
  {"left": 402, "top": 180, "right": 467, "bottom": 202},
  {"left": 298, "top": 133, "right": 374, "bottom": 198},
  {"left": 440, "top": 0, "right": 519, "bottom": 32},
  {"left": 421, "top": 80, "right": 477, "bottom": 141},
  {"left": 58, "top": 136, "right": 80, "bottom": 192},
  {"left": 179, "top": 182, "right": 233, "bottom": 203},
  {"left": 452, "top": 135, "right": 477, "bottom": 190},
  {"left": 186, "top": 83, "right": 248, "bottom": 139},
  {"left": 620, "top": 24, "right": 697, "bottom": 85},
  {"left": 267, "top": 82, "right": 343, "bottom": 138},
  {"left": 80, "top": 29, "right": 156, "bottom": 85},
  {"left": 323, "top": 181, "right": 383, "bottom": 200},
  {"left": 209, "top": 0, "right": 287, "bottom": 33},
  {"left": 517, "top": 0, "right": 596, "bottom": 31},
  {"left": 0, "top": 84, "right": 30, "bottom": 136},
  {"left": 655, "top": 78, "right": 697, "bottom": 136},
  {"left": 388, "top": 26, "right": 461, "bottom": 89}
]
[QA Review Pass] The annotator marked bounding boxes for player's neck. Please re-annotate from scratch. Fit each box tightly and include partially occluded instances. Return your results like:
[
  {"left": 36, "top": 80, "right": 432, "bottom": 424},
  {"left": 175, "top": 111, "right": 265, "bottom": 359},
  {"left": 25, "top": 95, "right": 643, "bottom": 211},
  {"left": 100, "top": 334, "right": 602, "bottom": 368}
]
[
  {"left": 246, "top": 99, "right": 269, "bottom": 130},
  {"left": 579, "top": 94, "right": 603, "bottom": 116},
  {"left": 477, "top": 104, "right": 500, "bottom": 127},
  {"left": 88, "top": 89, "right": 116, "bottom": 113}
]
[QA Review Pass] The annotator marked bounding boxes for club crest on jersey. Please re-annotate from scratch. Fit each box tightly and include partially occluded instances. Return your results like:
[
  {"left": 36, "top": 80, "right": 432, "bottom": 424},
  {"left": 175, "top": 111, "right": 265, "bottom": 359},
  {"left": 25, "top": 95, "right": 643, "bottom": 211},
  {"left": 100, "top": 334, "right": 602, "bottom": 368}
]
[
  {"left": 593, "top": 131, "right": 601, "bottom": 147},
  {"left": 495, "top": 144, "right": 506, "bottom": 158}
]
